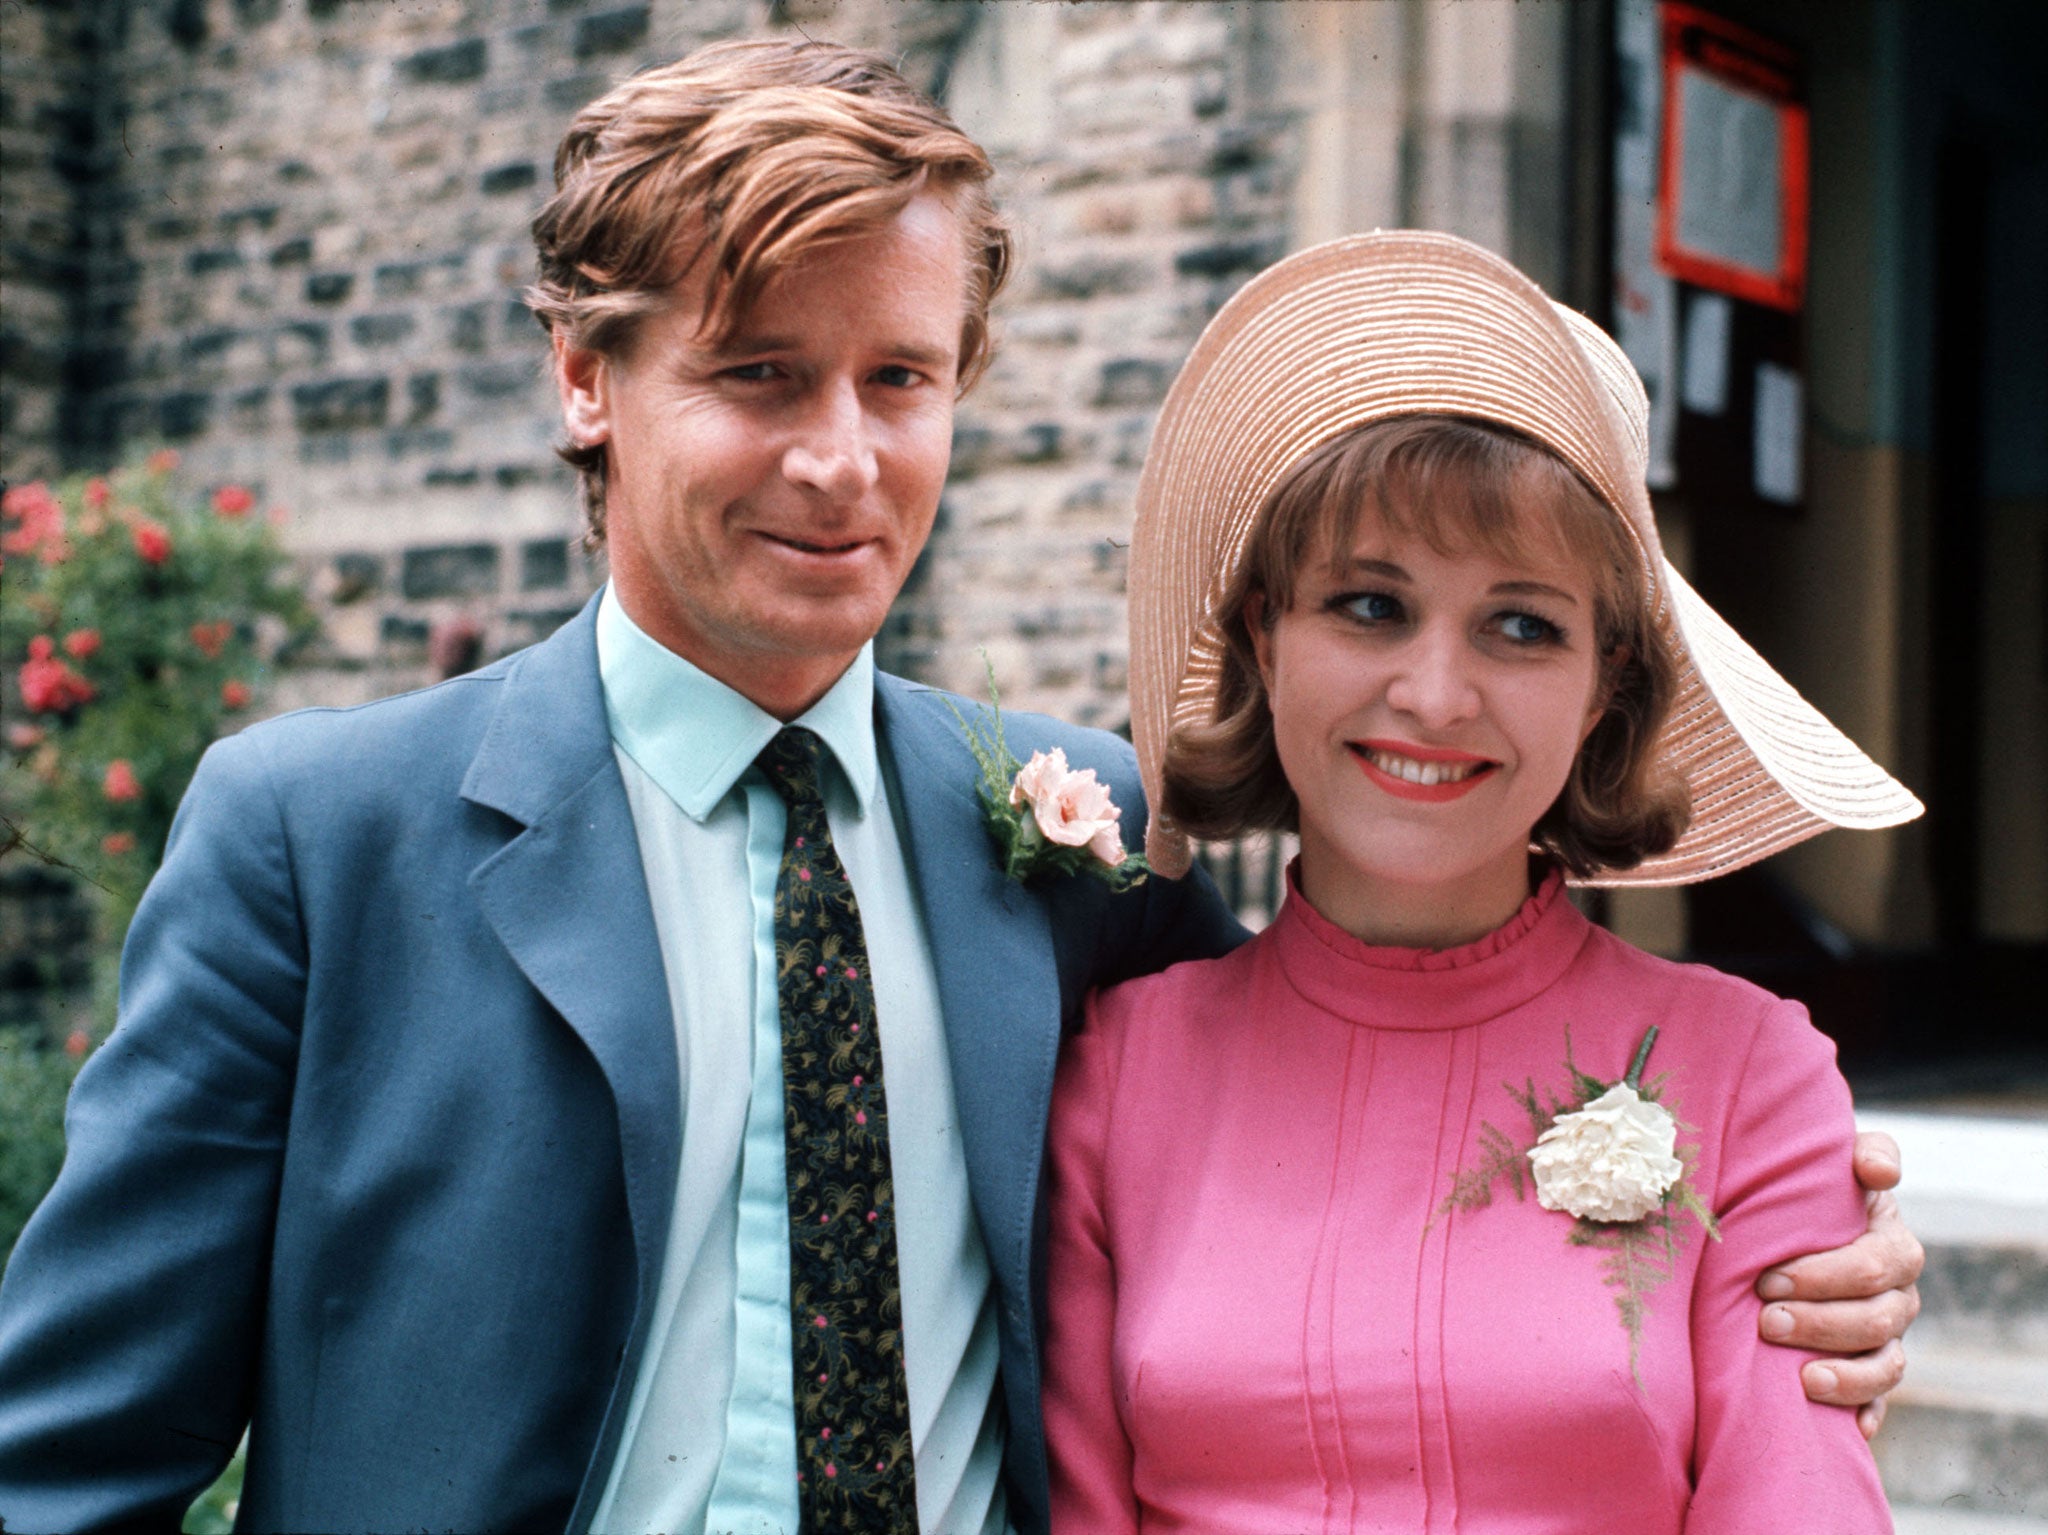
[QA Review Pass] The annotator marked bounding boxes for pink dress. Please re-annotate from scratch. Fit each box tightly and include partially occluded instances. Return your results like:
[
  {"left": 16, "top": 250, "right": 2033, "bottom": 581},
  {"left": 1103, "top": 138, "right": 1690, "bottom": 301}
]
[{"left": 1043, "top": 870, "right": 1892, "bottom": 1533}]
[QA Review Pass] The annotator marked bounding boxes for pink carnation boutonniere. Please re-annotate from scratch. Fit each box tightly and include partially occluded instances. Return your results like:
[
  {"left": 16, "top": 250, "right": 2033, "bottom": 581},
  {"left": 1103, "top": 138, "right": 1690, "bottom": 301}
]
[{"left": 944, "top": 660, "right": 1149, "bottom": 891}]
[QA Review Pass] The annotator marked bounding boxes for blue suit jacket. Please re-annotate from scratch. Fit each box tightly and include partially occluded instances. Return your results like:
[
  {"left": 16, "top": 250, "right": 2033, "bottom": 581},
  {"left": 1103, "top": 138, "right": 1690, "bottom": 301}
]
[{"left": 0, "top": 599, "right": 1245, "bottom": 1533}]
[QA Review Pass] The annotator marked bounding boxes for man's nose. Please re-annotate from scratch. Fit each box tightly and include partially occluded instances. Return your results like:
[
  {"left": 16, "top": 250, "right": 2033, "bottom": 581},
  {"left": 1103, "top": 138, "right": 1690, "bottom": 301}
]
[
  {"left": 782, "top": 379, "right": 879, "bottom": 504},
  {"left": 1384, "top": 628, "right": 1482, "bottom": 728}
]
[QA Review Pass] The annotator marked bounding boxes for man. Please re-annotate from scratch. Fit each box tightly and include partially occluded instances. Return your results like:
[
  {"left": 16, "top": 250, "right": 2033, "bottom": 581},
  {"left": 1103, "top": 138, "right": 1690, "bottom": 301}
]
[{"left": 0, "top": 38, "right": 1918, "bottom": 1535}]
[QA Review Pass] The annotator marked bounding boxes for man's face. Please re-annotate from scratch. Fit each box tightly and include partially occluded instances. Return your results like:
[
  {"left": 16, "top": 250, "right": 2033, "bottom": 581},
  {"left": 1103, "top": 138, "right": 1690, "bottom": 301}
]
[{"left": 556, "top": 194, "right": 968, "bottom": 718}]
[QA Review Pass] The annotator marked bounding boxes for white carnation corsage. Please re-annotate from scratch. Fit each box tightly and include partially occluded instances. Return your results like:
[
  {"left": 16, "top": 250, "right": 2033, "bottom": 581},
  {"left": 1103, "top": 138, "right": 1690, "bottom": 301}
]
[{"left": 1437, "top": 1026, "right": 1719, "bottom": 1376}]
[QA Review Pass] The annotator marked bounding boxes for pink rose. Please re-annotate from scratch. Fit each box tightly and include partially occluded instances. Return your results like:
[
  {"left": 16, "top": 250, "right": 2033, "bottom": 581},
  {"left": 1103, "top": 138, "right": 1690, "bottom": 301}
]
[
  {"left": 132, "top": 519, "right": 172, "bottom": 565},
  {"left": 1087, "top": 821, "right": 1128, "bottom": 867},
  {"left": 1008, "top": 747, "right": 1124, "bottom": 855},
  {"left": 18, "top": 642, "right": 95, "bottom": 713},
  {"left": 1, "top": 481, "right": 65, "bottom": 559},
  {"left": 103, "top": 759, "right": 142, "bottom": 802}
]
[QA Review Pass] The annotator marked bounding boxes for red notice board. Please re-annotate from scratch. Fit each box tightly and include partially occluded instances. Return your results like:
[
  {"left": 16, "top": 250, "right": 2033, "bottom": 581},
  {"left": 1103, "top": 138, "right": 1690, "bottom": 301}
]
[{"left": 1657, "top": 3, "right": 1809, "bottom": 312}]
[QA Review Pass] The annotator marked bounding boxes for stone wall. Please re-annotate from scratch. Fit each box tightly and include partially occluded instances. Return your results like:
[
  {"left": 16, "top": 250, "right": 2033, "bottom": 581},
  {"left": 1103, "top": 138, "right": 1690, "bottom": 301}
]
[
  {"left": 2, "top": 0, "right": 1578, "bottom": 722},
  {"left": 0, "top": 0, "right": 124, "bottom": 482}
]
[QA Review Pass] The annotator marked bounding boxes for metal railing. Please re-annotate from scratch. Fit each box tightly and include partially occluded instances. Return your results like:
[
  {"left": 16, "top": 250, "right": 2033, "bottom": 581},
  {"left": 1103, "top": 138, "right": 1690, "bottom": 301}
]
[{"left": 1194, "top": 831, "right": 1300, "bottom": 932}]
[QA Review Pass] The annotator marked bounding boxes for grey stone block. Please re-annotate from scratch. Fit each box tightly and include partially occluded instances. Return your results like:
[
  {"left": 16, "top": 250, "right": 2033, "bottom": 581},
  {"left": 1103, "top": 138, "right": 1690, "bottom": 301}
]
[
  {"left": 574, "top": 6, "right": 648, "bottom": 60},
  {"left": 406, "top": 373, "right": 440, "bottom": 423},
  {"left": 157, "top": 391, "right": 212, "bottom": 439},
  {"left": 350, "top": 313, "right": 415, "bottom": 348},
  {"left": 520, "top": 538, "right": 570, "bottom": 591},
  {"left": 331, "top": 553, "right": 383, "bottom": 602},
  {"left": 402, "top": 38, "right": 487, "bottom": 85},
  {"left": 1093, "top": 357, "right": 1170, "bottom": 408},
  {"left": 402, "top": 542, "right": 500, "bottom": 599},
  {"left": 305, "top": 272, "right": 354, "bottom": 305},
  {"left": 379, "top": 613, "right": 430, "bottom": 647},
  {"left": 292, "top": 376, "right": 389, "bottom": 433},
  {"left": 480, "top": 163, "right": 538, "bottom": 196}
]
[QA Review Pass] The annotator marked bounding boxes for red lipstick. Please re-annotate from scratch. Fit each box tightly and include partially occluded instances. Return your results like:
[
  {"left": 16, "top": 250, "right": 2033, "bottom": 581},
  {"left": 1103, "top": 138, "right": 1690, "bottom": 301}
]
[{"left": 1350, "top": 739, "right": 1498, "bottom": 803}]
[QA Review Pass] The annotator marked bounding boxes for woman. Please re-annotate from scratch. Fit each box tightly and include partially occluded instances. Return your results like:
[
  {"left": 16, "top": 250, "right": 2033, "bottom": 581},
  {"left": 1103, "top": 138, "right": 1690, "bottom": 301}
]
[{"left": 1042, "top": 232, "right": 1916, "bottom": 1531}]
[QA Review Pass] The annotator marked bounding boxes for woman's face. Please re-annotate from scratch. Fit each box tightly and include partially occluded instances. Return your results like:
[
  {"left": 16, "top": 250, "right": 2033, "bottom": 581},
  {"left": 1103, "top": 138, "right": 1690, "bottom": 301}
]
[{"left": 1251, "top": 506, "right": 1609, "bottom": 946}]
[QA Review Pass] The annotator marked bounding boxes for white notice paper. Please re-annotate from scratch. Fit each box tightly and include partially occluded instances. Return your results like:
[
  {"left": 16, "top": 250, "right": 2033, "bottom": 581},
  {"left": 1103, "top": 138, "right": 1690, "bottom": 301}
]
[
  {"left": 1753, "top": 363, "right": 1804, "bottom": 505},
  {"left": 1677, "top": 67, "right": 1784, "bottom": 280},
  {"left": 1681, "top": 291, "right": 1733, "bottom": 415}
]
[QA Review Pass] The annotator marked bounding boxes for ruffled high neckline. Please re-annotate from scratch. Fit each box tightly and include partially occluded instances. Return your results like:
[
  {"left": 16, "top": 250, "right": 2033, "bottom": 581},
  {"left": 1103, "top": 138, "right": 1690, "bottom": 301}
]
[{"left": 1264, "top": 865, "right": 1591, "bottom": 1030}]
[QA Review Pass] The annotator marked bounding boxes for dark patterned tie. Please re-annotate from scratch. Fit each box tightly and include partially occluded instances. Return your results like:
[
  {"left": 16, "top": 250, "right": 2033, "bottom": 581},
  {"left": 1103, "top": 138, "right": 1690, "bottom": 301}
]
[{"left": 755, "top": 726, "right": 919, "bottom": 1533}]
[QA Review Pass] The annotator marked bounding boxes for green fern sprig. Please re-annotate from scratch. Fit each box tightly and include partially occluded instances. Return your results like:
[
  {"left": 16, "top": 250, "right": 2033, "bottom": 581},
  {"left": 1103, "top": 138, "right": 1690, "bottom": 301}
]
[
  {"left": 1433, "top": 1023, "right": 1722, "bottom": 1386},
  {"left": 938, "top": 652, "right": 1148, "bottom": 891}
]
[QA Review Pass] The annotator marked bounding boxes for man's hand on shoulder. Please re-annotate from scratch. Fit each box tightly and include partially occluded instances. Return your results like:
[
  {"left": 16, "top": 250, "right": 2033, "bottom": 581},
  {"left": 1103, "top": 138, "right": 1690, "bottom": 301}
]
[{"left": 1755, "top": 1129, "right": 1923, "bottom": 1439}]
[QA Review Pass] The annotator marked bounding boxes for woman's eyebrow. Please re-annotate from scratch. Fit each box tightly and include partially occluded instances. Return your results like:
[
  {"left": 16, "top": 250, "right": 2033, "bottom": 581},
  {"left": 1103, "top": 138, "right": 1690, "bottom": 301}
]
[
  {"left": 1491, "top": 579, "right": 1581, "bottom": 606},
  {"left": 1336, "top": 556, "right": 1411, "bottom": 582}
]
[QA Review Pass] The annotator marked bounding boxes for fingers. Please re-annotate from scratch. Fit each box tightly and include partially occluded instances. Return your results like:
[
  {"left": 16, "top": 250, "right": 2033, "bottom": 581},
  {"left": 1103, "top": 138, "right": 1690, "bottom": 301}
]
[
  {"left": 1761, "top": 1285, "right": 1920, "bottom": 1354},
  {"left": 1757, "top": 1194, "right": 1926, "bottom": 1302},
  {"left": 1857, "top": 1396, "right": 1889, "bottom": 1441},
  {"left": 1852, "top": 1129, "right": 1903, "bottom": 1193},
  {"left": 1800, "top": 1339, "right": 1906, "bottom": 1410}
]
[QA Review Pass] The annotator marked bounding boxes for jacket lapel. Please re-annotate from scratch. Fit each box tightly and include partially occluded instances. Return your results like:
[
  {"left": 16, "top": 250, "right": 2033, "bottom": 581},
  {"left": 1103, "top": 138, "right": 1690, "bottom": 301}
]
[
  {"left": 874, "top": 674, "right": 1061, "bottom": 1306},
  {"left": 458, "top": 600, "right": 680, "bottom": 1517}
]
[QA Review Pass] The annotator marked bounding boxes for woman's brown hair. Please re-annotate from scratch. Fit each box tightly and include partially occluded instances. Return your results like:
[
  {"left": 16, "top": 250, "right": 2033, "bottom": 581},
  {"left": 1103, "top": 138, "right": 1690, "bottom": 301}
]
[{"left": 1160, "top": 415, "right": 1691, "bottom": 878}]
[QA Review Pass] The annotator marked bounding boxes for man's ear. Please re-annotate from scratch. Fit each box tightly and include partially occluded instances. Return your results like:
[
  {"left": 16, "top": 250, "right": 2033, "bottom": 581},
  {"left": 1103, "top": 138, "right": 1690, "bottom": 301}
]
[{"left": 554, "top": 332, "right": 612, "bottom": 449}]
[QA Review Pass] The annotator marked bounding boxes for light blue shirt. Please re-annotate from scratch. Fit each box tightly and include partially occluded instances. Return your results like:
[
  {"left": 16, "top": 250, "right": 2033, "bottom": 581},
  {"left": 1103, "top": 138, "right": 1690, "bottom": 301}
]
[{"left": 589, "top": 587, "right": 1007, "bottom": 1535}]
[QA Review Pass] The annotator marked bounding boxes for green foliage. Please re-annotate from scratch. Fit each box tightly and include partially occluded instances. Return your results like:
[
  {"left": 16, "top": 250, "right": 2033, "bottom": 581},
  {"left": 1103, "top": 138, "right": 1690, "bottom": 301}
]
[
  {"left": 2, "top": 458, "right": 312, "bottom": 913},
  {"left": 0, "top": 457, "right": 313, "bottom": 1235},
  {"left": 941, "top": 654, "right": 1150, "bottom": 891},
  {"left": 2, "top": 460, "right": 307, "bottom": 1528},
  {"left": 0, "top": 1030, "right": 83, "bottom": 1263},
  {"left": 181, "top": 1440, "right": 246, "bottom": 1533}
]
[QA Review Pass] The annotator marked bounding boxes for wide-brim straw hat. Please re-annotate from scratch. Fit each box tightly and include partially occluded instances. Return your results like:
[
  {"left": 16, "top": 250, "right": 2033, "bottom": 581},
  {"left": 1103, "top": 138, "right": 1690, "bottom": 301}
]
[{"left": 1130, "top": 229, "right": 1923, "bottom": 884}]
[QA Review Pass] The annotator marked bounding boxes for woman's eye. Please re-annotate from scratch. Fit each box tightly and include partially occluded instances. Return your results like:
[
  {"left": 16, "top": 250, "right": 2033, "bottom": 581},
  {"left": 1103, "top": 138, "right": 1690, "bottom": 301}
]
[
  {"left": 1493, "top": 611, "right": 1561, "bottom": 644},
  {"left": 1339, "top": 591, "right": 1403, "bottom": 624},
  {"left": 723, "top": 361, "right": 781, "bottom": 383}
]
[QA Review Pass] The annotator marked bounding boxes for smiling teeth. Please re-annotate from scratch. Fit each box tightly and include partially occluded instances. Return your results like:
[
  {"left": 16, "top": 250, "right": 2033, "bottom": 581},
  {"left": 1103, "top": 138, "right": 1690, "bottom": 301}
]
[{"left": 1365, "top": 748, "right": 1486, "bottom": 786}]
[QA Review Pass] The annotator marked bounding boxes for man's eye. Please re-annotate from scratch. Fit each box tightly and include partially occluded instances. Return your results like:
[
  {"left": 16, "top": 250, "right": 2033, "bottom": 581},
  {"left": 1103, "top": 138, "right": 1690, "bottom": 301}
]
[{"left": 873, "top": 365, "right": 923, "bottom": 388}]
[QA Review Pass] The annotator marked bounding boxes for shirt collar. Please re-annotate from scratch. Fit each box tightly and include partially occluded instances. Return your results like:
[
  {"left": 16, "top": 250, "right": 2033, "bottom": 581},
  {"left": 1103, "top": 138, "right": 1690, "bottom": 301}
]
[{"left": 595, "top": 584, "right": 878, "bottom": 823}]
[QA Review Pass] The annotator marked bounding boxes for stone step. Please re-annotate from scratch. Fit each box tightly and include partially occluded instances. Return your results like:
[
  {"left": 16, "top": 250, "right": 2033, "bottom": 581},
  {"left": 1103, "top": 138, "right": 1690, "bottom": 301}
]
[
  {"left": 1874, "top": 1341, "right": 2048, "bottom": 1517},
  {"left": 1852, "top": 1113, "right": 2048, "bottom": 1522},
  {"left": 1891, "top": 1506, "right": 2048, "bottom": 1533},
  {"left": 1855, "top": 1111, "right": 2048, "bottom": 1247},
  {"left": 1915, "top": 1242, "right": 2048, "bottom": 1350}
]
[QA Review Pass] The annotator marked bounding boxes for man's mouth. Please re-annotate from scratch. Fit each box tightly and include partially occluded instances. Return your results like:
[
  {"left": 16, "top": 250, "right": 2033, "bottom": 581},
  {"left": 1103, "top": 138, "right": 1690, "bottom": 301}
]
[
  {"left": 761, "top": 528, "right": 872, "bottom": 560},
  {"left": 1349, "top": 740, "right": 1499, "bottom": 801},
  {"left": 762, "top": 532, "right": 869, "bottom": 556}
]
